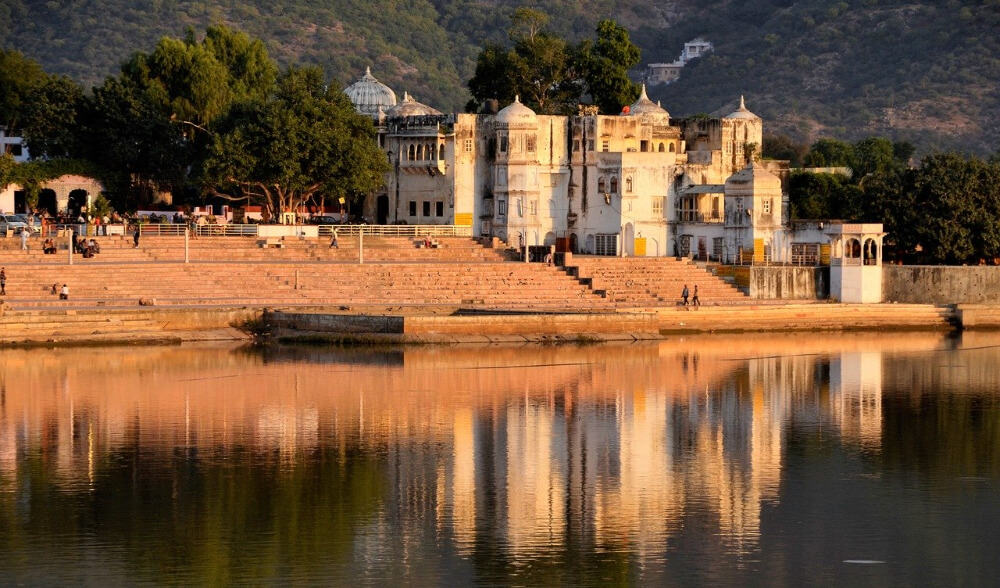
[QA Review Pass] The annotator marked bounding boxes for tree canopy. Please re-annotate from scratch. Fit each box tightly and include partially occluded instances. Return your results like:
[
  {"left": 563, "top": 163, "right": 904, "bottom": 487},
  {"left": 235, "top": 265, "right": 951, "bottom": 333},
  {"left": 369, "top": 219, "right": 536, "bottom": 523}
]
[
  {"left": 788, "top": 136, "right": 1000, "bottom": 264},
  {"left": 466, "top": 11, "right": 639, "bottom": 115},
  {"left": 202, "top": 66, "right": 388, "bottom": 218},
  {"left": 0, "top": 25, "right": 387, "bottom": 214}
]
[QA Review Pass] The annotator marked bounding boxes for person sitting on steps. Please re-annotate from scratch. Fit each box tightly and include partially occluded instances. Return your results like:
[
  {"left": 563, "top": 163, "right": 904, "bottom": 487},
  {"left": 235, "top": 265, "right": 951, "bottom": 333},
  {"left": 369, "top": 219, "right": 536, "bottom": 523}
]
[{"left": 59, "top": 284, "right": 69, "bottom": 300}]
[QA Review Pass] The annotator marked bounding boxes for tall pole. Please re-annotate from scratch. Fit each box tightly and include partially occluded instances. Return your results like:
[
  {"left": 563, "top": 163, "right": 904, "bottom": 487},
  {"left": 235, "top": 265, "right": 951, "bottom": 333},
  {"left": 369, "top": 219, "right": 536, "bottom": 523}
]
[
  {"left": 359, "top": 226, "right": 364, "bottom": 265},
  {"left": 68, "top": 231, "right": 73, "bottom": 266},
  {"left": 184, "top": 228, "right": 189, "bottom": 263}
]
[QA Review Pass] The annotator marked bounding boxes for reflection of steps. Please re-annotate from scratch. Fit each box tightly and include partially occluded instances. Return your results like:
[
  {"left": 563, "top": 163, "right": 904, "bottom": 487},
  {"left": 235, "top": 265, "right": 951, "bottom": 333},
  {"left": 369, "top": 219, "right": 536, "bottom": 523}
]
[{"left": 566, "top": 257, "right": 749, "bottom": 307}]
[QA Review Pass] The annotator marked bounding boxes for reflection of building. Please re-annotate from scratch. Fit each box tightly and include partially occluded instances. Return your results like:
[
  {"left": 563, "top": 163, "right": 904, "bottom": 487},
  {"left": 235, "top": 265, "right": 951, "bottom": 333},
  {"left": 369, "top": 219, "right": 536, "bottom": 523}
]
[
  {"left": 0, "top": 340, "right": 914, "bottom": 569},
  {"left": 829, "top": 352, "right": 883, "bottom": 448}
]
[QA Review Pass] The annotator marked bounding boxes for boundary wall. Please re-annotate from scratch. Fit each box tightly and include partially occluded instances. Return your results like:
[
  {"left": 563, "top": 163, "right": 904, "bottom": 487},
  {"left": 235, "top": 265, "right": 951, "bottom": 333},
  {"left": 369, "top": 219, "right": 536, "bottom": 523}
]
[{"left": 883, "top": 266, "right": 1000, "bottom": 304}]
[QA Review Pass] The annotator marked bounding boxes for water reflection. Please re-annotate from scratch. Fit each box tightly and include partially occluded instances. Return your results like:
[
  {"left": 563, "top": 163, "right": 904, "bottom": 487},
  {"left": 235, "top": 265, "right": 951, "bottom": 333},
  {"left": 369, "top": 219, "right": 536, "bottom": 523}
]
[{"left": 1, "top": 332, "right": 999, "bottom": 584}]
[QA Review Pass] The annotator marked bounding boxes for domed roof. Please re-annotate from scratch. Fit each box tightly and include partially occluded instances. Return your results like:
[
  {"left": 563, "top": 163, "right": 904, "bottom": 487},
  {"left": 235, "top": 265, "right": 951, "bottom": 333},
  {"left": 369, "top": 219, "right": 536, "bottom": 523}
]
[
  {"left": 627, "top": 84, "right": 669, "bottom": 119},
  {"left": 725, "top": 95, "right": 760, "bottom": 120},
  {"left": 496, "top": 95, "right": 536, "bottom": 125},
  {"left": 385, "top": 92, "right": 442, "bottom": 118},
  {"left": 344, "top": 67, "right": 397, "bottom": 118}
]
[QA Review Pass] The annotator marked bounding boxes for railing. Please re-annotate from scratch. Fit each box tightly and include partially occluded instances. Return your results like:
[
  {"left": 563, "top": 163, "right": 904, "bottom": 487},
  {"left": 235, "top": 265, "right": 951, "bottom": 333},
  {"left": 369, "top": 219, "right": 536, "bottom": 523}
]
[
  {"left": 194, "top": 224, "right": 259, "bottom": 237},
  {"left": 675, "top": 211, "right": 723, "bottom": 223},
  {"left": 134, "top": 223, "right": 474, "bottom": 238},
  {"left": 317, "top": 224, "right": 473, "bottom": 237}
]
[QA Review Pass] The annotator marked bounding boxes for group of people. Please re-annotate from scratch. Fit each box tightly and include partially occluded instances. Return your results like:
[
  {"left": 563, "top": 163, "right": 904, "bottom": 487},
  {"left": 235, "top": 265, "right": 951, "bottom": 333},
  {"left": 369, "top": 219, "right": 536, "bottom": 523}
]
[
  {"left": 681, "top": 284, "right": 701, "bottom": 307},
  {"left": 71, "top": 232, "right": 101, "bottom": 257},
  {"left": 0, "top": 268, "right": 68, "bottom": 300}
]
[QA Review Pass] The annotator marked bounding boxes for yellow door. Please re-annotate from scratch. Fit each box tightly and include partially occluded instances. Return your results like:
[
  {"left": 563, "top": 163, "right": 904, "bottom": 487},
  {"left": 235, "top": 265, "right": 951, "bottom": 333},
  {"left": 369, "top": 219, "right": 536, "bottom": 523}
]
[{"left": 633, "top": 238, "right": 646, "bottom": 257}]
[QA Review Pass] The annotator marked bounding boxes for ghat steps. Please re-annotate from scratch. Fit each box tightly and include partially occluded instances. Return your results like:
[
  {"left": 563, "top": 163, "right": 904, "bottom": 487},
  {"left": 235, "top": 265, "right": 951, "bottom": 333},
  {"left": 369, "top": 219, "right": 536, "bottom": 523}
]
[{"left": 0, "top": 236, "right": 746, "bottom": 312}]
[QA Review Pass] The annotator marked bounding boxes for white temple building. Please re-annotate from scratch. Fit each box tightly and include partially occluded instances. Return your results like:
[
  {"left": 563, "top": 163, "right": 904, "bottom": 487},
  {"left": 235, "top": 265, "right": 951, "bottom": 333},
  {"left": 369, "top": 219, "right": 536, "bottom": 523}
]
[{"left": 344, "top": 69, "right": 877, "bottom": 266}]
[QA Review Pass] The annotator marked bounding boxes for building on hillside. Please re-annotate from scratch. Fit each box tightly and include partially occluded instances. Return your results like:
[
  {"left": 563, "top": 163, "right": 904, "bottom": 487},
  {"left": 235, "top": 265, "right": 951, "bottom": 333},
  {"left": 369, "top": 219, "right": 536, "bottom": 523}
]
[
  {"left": 344, "top": 69, "right": 877, "bottom": 266},
  {"left": 645, "top": 38, "right": 713, "bottom": 86},
  {"left": 0, "top": 128, "right": 29, "bottom": 163}
]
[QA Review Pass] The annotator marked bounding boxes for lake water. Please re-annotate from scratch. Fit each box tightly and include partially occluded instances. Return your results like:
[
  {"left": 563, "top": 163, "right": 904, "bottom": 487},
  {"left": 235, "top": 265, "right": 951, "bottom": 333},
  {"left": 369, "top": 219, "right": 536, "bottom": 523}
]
[{"left": 1, "top": 333, "right": 999, "bottom": 586}]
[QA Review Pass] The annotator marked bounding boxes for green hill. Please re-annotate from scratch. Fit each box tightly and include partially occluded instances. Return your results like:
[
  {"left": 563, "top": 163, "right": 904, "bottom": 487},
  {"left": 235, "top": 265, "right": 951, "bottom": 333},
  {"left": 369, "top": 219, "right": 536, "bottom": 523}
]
[{"left": 2, "top": 0, "right": 998, "bottom": 154}]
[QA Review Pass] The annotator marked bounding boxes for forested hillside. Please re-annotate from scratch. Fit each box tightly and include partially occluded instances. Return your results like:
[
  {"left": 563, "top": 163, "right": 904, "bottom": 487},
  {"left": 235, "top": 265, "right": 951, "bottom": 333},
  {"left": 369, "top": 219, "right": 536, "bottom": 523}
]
[{"left": 2, "top": 0, "right": 998, "bottom": 154}]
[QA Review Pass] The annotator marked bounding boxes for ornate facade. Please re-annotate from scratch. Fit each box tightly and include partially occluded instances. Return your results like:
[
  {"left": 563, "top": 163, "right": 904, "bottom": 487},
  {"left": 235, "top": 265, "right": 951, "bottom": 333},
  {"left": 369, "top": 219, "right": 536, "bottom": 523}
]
[{"left": 346, "top": 69, "right": 837, "bottom": 264}]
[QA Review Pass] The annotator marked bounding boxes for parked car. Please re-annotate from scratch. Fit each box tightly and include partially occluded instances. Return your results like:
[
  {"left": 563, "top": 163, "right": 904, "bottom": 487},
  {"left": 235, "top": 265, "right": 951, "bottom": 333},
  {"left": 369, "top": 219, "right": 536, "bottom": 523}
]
[
  {"left": 309, "top": 215, "right": 340, "bottom": 225},
  {"left": 0, "top": 215, "right": 29, "bottom": 235},
  {"left": 14, "top": 214, "right": 42, "bottom": 234}
]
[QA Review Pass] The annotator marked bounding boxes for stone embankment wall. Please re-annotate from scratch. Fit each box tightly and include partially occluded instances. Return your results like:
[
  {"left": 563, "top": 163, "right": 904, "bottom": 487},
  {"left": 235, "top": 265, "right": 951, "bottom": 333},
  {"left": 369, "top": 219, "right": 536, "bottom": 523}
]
[
  {"left": 883, "top": 266, "right": 1000, "bottom": 304},
  {"left": 748, "top": 267, "right": 829, "bottom": 300}
]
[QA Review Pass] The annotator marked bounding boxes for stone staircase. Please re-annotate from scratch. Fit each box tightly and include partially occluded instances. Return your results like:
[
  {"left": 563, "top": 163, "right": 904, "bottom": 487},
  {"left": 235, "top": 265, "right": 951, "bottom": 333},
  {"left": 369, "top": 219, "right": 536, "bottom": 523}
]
[
  {"left": 0, "top": 235, "right": 615, "bottom": 312},
  {"left": 565, "top": 256, "right": 749, "bottom": 307}
]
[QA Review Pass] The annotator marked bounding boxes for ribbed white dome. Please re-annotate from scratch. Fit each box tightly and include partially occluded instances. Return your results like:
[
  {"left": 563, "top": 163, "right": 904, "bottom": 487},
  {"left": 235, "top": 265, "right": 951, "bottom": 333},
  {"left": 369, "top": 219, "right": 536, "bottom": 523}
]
[
  {"left": 496, "top": 95, "right": 536, "bottom": 125},
  {"left": 725, "top": 95, "right": 760, "bottom": 120},
  {"left": 385, "top": 92, "right": 442, "bottom": 118},
  {"left": 344, "top": 67, "right": 397, "bottom": 119},
  {"left": 628, "top": 84, "right": 669, "bottom": 119}
]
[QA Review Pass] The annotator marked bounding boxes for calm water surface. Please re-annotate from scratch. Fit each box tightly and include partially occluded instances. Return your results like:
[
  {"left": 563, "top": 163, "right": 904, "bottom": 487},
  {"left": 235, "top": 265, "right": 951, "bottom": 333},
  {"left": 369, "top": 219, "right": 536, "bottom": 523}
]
[{"left": 1, "top": 332, "right": 999, "bottom": 586}]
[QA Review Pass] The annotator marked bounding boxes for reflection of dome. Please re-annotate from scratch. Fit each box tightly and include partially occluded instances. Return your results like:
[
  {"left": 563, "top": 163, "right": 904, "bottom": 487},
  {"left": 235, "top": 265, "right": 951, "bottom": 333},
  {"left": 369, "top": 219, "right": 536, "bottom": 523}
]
[
  {"left": 628, "top": 84, "right": 669, "bottom": 119},
  {"left": 496, "top": 95, "right": 536, "bottom": 125},
  {"left": 386, "top": 92, "right": 442, "bottom": 117},
  {"left": 725, "top": 95, "right": 760, "bottom": 120},
  {"left": 344, "top": 67, "right": 397, "bottom": 118}
]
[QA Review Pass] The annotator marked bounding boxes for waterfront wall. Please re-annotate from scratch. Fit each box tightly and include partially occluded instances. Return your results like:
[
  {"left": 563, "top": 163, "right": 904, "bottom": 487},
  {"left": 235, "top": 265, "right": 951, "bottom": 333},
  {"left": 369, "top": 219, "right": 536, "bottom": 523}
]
[
  {"left": 748, "top": 267, "right": 829, "bottom": 300},
  {"left": 883, "top": 266, "right": 1000, "bottom": 304}
]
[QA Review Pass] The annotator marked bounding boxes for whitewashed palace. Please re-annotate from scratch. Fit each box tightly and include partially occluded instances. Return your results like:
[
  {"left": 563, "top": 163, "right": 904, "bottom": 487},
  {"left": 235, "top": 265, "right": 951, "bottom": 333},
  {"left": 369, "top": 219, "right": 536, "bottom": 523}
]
[{"left": 344, "top": 67, "right": 882, "bottom": 275}]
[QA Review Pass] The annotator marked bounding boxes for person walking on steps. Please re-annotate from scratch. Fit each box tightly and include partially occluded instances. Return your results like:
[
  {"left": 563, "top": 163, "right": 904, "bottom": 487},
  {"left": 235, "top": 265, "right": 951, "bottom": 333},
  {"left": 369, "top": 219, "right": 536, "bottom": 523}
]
[
  {"left": 0, "top": 267, "right": 6, "bottom": 296},
  {"left": 133, "top": 226, "right": 140, "bottom": 248},
  {"left": 681, "top": 284, "right": 689, "bottom": 306},
  {"left": 330, "top": 228, "right": 339, "bottom": 249},
  {"left": 20, "top": 228, "right": 28, "bottom": 251},
  {"left": 692, "top": 285, "right": 701, "bottom": 307}
]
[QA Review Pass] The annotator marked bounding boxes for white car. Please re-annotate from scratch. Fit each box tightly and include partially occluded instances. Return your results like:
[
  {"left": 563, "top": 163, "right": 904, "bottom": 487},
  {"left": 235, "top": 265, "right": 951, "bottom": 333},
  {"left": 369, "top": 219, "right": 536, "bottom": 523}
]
[
  {"left": 0, "top": 215, "right": 29, "bottom": 235},
  {"left": 14, "top": 214, "right": 42, "bottom": 234}
]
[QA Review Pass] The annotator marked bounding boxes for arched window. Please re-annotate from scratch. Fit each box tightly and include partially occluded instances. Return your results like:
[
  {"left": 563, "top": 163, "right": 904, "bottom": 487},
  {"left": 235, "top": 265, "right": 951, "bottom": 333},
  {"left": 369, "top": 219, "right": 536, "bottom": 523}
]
[
  {"left": 439, "top": 144, "right": 445, "bottom": 160},
  {"left": 846, "top": 238, "right": 862, "bottom": 258},
  {"left": 669, "top": 143, "right": 675, "bottom": 153},
  {"left": 658, "top": 143, "right": 666, "bottom": 152},
  {"left": 864, "top": 238, "right": 878, "bottom": 265},
  {"left": 598, "top": 177, "right": 606, "bottom": 193},
  {"left": 408, "top": 144, "right": 415, "bottom": 161},
  {"left": 610, "top": 177, "right": 619, "bottom": 194},
  {"left": 625, "top": 176, "right": 633, "bottom": 193}
]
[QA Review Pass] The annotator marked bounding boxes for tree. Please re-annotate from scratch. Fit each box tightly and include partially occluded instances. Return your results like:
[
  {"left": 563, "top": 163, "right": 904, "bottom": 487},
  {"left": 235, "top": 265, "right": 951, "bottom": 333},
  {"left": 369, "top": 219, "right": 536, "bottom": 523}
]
[
  {"left": 0, "top": 49, "right": 47, "bottom": 132},
  {"left": 577, "top": 20, "right": 641, "bottom": 114},
  {"left": 203, "top": 67, "right": 388, "bottom": 219},
  {"left": 466, "top": 10, "right": 639, "bottom": 115},
  {"left": 851, "top": 137, "right": 896, "bottom": 178},
  {"left": 802, "top": 138, "right": 855, "bottom": 168},
  {"left": 762, "top": 134, "right": 808, "bottom": 167},
  {"left": 21, "top": 75, "right": 86, "bottom": 159},
  {"left": 85, "top": 25, "right": 279, "bottom": 206}
]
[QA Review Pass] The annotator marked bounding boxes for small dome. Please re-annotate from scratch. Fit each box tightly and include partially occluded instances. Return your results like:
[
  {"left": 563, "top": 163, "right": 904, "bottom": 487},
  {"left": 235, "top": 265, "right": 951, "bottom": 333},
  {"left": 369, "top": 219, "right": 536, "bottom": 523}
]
[
  {"left": 725, "top": 95, "right": 760, "bottom": 120},
  {"left": 344, "top": 67, "right": 397, "bottom": 119},
  {"left": 628, "top": 84, "right": 669, "bottom": 119},
  {"left": 386, "top": 92, "right": 442, "bottom": 118},
  {"left": 496, "top": 95, "right": 536, "bottom": 125}
]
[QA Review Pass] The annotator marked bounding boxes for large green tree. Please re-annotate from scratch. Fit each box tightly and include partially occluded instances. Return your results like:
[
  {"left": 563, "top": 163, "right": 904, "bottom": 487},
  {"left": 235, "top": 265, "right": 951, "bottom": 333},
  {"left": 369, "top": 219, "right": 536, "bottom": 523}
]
[
  {"left": 203, "top": 67, "right": 388, "bottom": 218},
  {"left": 85, "top": 25, "right": 278, "bottom": 205},
  {"left": 466, "top": 9, "right": 640, "bottom": 115},
  {"left": 577, "top": 20, "right": 641, "bottom": 115},
  {"left": 0, "top": 49, "right": 47, "bottom": 133}
]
